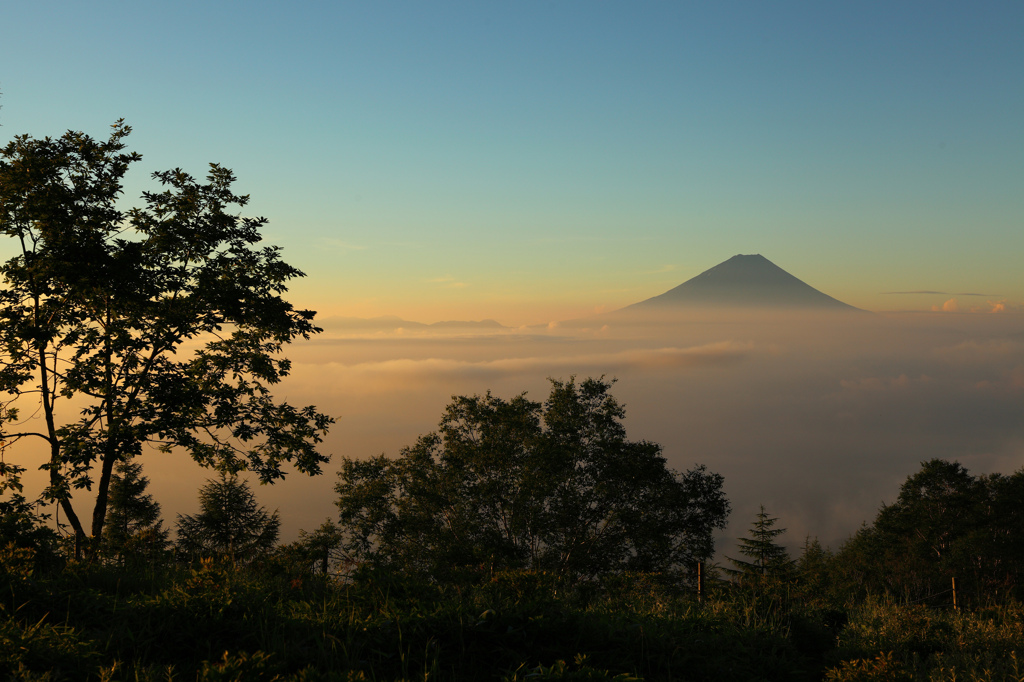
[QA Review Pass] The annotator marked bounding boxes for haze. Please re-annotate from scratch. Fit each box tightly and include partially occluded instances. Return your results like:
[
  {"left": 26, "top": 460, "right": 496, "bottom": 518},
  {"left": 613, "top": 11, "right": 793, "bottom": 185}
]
[
  {"left": 266, "top": 304, "right": 1024, "bottom": 553},
  {"left": 13, "top": 277, "right": 1022, "bottom": 557}
]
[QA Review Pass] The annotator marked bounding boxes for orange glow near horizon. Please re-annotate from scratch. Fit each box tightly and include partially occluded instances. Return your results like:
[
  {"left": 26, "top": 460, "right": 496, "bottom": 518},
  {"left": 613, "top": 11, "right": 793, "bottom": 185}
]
[{"left": 291, "top": 283, "right": 1023, "bottom": 328}]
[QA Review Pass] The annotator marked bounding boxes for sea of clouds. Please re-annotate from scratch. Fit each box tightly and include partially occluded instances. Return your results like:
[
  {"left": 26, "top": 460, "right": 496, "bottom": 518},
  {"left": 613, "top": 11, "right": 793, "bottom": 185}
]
[{"left": 14, "top": 309, "right": 1023, "bottom": 560}]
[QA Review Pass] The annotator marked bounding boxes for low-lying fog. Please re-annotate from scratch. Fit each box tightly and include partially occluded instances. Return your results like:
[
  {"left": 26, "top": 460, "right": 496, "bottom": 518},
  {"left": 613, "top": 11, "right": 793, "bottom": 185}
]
[{"left": 15, "top": 309, "right": 1024, "bottom": 559}]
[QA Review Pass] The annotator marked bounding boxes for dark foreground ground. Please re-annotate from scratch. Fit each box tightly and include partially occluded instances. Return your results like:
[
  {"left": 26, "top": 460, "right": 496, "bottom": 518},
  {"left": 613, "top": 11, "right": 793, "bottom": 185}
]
[{"left": 3, "top": 554, "right": 1024, "bottom": 682}]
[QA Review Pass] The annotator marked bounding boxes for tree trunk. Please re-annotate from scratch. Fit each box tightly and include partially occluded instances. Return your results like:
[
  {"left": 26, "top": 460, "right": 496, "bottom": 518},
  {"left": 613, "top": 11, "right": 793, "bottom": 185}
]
[
  {"left": 90, "top": 451, "right": 118, "bottom": 551},
  {"left": 40, "top": 344, "right": 87, "bottom": 557}
]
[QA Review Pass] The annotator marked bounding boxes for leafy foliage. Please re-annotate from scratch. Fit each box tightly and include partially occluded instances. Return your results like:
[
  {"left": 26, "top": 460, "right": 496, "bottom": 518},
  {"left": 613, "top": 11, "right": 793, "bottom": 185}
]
[
  {"left": 0, "top": 121, "right": 332, "bottom": 553},
  {"left": 268, "top": 519, "right": 346, "bottom": 582},
  {"left": 176, "top": 474, "right": 280, "bottom": 566},
  {"left": 833, "top": 459, "right": 1024, "bottom": 604},
  {"left": 336, "top": 377, "right": 729, "bottom": 583},
  {"left": 3, "top": 457, "right": 1024, "bottom": 680},
  {"left": 0, "top": 494, "right": 62, "bottom": 574}
]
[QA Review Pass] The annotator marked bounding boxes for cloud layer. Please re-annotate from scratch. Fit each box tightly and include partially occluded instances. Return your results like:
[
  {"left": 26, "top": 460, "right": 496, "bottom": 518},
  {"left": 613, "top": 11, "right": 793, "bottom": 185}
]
[
  {"left": 14, "top": 311, "right": 1023, "bottom": 559},
  {"left": 252, "top": 310, "right": 1022, "bottom": 554}
]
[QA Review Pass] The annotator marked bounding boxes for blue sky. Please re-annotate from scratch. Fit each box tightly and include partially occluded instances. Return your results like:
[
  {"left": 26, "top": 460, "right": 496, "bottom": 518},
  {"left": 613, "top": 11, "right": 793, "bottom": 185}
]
[{"left": 3, "top": 1, "right": 1022, "bottom": 323}]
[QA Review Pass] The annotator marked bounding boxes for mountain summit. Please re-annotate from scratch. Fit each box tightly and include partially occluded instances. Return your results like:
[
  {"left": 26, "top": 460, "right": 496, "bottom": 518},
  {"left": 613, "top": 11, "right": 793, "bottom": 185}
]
[{"left": 623, "top": 254, "right": 859, "bottom": 311}]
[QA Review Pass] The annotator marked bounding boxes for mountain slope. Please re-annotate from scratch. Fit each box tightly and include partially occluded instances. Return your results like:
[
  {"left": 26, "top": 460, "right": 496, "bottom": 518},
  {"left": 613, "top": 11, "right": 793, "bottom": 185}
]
[{"left": 622, "top": 254, "right": 860, "bottom": 311}]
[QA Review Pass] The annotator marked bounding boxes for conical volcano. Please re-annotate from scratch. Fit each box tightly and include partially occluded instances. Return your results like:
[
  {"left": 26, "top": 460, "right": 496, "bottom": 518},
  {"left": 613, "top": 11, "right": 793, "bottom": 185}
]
[{"left": 623, "top": 254, "right": 859, "bottom": 311}]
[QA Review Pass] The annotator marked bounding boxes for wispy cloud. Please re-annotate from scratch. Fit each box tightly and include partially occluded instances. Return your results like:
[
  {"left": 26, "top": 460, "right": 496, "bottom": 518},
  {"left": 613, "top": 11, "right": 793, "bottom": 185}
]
[
  {"left": 319, "top": 238, "right": 367, "bottom": 252},
  {"left": 332, "top": 341, "right": 755, "bottom": 381},
  {"left": 934, "top": 339, "right": 1024, "bottom": 364},
  {"left": 379, "top": 240, "right": 422, "bottom": 249},
  {"left": 425, "top": 275, "right": 468, "bottom": 288},
  {"left": 530, "top": 234, "right": 660, "bottom": 245},
  {"left": 881, "top": 290, "right": 999, "bottom": 296},
  {"left": 840, "top": 374, "right": 930, "bottom": 393}
]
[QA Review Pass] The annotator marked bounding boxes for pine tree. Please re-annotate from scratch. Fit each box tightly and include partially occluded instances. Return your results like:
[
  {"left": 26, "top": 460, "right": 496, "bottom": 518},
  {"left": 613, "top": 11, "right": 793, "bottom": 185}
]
[
  {"left": 726, "top": 505, "right": 794, "bottom": 580},
  {"left": 796, "top": 536, "right": 836, "bottom": 600},
  {"left": 176, "top": 473, "right": 280, "bottom": 566},
  {"left": 102, "top": 460, "right": 169, "bottom": 565}
]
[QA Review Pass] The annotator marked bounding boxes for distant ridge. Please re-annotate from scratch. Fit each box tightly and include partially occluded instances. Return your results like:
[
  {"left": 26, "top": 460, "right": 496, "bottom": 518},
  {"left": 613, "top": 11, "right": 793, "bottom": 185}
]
[
  {"left": 320, "top": 316, "right": 508, "bottom": 332},
  {"left": 622, "top": 254, "right": 860, "bottom": 311}
]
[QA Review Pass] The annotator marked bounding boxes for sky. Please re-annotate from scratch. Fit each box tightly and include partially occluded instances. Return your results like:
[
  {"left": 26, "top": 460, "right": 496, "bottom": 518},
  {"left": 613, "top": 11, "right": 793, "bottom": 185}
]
[
  {"left": 2, "top": 2, "right": 1023, "bottom": 554},
  {"left": 2, "top": 1, "right": 1022, "bottom": 324}
]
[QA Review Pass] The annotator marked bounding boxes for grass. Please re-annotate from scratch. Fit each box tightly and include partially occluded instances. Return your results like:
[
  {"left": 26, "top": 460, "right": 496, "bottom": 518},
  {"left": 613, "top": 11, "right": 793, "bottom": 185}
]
[
  {"left": 826, "top": 599, "right": 1024, "bottom": 681},
  {"left": 2, "top": 551, "right": 1024, "bottom": 681}
]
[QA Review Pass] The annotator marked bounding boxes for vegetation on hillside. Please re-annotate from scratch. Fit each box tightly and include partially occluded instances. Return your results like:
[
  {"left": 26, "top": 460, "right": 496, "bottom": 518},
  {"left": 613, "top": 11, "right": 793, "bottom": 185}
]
[
  {"left": 2, "top": 526, "right": 1024, "bottom": 681},
  {"left": 4, "top": 439, "right": 1024, "bottom": 680},
  {"left": 3, "top": 123, "right": 1023, "bottom": 680}
]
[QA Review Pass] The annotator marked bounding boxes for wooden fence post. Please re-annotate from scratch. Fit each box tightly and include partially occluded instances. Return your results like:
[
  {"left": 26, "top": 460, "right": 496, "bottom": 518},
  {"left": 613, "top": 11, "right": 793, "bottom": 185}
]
[{"left": 952, "top": 577, "right": 958, "bottom": 611}]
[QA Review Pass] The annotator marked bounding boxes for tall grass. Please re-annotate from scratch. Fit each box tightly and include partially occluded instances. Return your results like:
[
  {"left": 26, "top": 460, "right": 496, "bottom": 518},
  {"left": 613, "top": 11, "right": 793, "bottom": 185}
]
[
  {"left": 826, "top": 599, "right": 1024, "bottom": 681},
  {"left": 3, "top": 549, "right": 1023, "bottom": 681}
]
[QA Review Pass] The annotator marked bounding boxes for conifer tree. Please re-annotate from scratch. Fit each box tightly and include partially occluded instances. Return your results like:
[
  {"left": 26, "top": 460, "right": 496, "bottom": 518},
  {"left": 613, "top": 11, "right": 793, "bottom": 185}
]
[
  {"left": 176, "top": 473, "right": 280, "bottom": 566},
  {"left": 102, "top": 460, "right": 169, "bottom": 564},
  {"left": 796, "top": 536, "right": 836, "bottom": 600},
  {"left": 726, "top": 505, "right": 794, "bottom": 580}
]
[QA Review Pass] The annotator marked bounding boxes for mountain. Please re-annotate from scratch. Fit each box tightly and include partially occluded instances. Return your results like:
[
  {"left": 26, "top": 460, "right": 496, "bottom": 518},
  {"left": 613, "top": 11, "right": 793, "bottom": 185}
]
[{"left": 622, "top": 254, "right": 860, "bottom": 311}]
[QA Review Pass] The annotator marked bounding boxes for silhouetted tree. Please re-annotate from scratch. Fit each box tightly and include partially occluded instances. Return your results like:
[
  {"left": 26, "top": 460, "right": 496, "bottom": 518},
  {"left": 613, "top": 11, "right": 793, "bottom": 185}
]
[
  {"left": 0, "top": 493, "right": 62, "bottom": 572},
  {"left": 794, "top": 536, "right": 842, "bottom": 605},
  {"left": 299, "top": 519, "right": 344, "bottom": 576},
  {"left": 0, "top": 122, "right": 332, "bottom": 556},
  {"left": 977, "top": 470, "right": 1024, "bottom": 595},
  {"left": 834, "top": 459, "right": 1024, "bottom": 604},
  {"left": 726, "top": 506, "right": 794, "bottom": 581},
  {"left": 271, "top": 519, "right": 345, "bottom": 581},
  {"left": 176, "top": 474, "right": 280, "bottom": 566},
  {"left": 102, "top": 460, "right": 169, "bottom": 565},
  {"left": 336, "top": 377, "right": 729, "bottom": 583}
]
